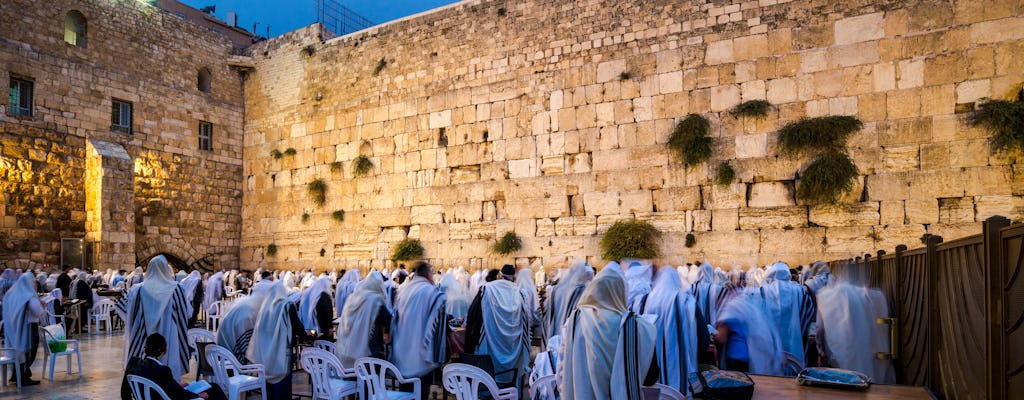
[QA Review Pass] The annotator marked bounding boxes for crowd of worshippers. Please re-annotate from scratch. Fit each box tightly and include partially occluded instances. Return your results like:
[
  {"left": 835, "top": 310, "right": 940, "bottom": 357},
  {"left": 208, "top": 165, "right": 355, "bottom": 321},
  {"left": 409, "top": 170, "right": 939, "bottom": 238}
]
[{"left": 0, "top": 255, "right": 894, "bottom": 398}]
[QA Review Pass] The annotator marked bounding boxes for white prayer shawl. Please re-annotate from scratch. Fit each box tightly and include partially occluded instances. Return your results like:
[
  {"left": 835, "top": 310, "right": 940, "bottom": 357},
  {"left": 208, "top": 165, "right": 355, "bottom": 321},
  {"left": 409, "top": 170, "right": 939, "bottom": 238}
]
[
  {"left": 477, "top": 279, "right": 531, "bottom": 378},
  {"left": 181, "top": 271, "right": 202, "bottom": 304},
  {"left": 746, "top": 265, "right": 767, "bottom": 287},
  {"left": 759, "top": 262, "right": 814, "bottom": 369},
  {"left": 216, "top": 282, "right": 270, "bottom": 362},
  {"left": 390, "top": 275, "right": 447, "bottom": 378},
  {"left": 690, "top": 263, "right": 723, "bottom": 324},
  {"left": 203, "top": 272, "right": 225, "bottom": 312},
  {"left": 299, "top": 271, "right": 316, "bottom": 289},
  {"left": 543, "top": 259, "right": 589, "bottom": 340},
  {"left": 328, "top": 269, "right": 338, "bottom": 284},
  {"left": 717, "top": 293, "right": 785, "bottom": 375},
  {"left": 642, "top": 268, "right": 698, "bottom": 392},
  {"left": 248, "top": 282, "right": 292, "bottom": 384},
  {"left": 124, "top": 256, "right": 192, "bottom": 381},
  {"left": 515, "top": 268, "right": 540, "bottom": 326},
  {"left": 816, "top": 283, "right": 895, "bottom": 383},
  {"left": 624, "top": 261, "right": 653, "bottom": 312},
  {"left": 677, "top": 266, "right": 689, "bottom": 285},
  {"left": 299, "top": 276, "right": 333, "bottom": 332},
  {"left": 469, "top": 271, "right": 484, "bottom": 296},
  {"left": 281, "top": 271, "right": 297, "bottom": 292},
  {"left": 563, "top": 268, "right": 656, "bottom": 400},
  {"left": 529, "top": 335, "right": 562, "bottom": 400},
  {"left": 43, "top": 288, "right": 62, "bottom": 325},
  {"left": 334, "top": 269, "right": 362, "bottom": 318},
  {"left": 803, "top": 261, "right": 832, "bottom": 295},
  {"left": 2, "top": 273, "right": 39, "bottom": 361},
  {"left": 128, "top": 267, "right": 144, "bottom": 287},
  {"left": 336, "top": 271, "right": 387, "bottom": 367},
  {"left": 438, "top": 273, "right": 471, "bottom": 320}
]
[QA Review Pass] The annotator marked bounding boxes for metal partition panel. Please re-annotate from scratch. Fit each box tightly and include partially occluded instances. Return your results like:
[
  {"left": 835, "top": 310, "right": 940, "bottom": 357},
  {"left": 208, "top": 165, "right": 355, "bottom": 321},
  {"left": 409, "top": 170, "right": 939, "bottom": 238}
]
[
  {"left": 933, "top": 238, "right": 986, "bottom": 400},
  {"left": 999, "top": 226, "right": 1024, "bottom": 398},
  {"left": 899, "top": 249, "right": 930, "bottom": 387}
]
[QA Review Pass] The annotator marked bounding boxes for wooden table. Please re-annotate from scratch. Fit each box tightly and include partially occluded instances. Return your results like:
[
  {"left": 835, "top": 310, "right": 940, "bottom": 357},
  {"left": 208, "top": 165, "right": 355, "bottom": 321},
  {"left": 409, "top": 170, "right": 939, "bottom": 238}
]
[{"left": 749, "top": 374, "right": 935, "bottom": 399}]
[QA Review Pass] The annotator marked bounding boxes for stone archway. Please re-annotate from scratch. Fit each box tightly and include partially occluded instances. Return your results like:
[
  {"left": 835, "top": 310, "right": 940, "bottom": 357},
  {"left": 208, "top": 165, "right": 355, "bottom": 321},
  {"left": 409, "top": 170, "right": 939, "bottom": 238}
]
[{"left": 138, "top": 252, "right": 191, "bottom": 272}]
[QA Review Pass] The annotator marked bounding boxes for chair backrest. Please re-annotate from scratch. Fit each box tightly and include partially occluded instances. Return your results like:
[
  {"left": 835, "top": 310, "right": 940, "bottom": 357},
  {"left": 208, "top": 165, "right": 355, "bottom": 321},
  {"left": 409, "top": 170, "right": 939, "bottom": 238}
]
[
  {"left": 206, "top": 344, "right": 243, "bottom": 384},
  {"left": 530, "top": 374, "right": 557, "bottom": 400},
  {"left": 94, "top": 299, "right": 115, "bottom": 314},
  {"left": 301, "top": 348, "right": 346, "bottom": 399},
  {"left": 443, "top": 363, "right": 505, "bottom": 400},
  {"left": 208, "top": 300, "right": 225, "bottom": 316},
  {"left": 312, "top": 340, "right": 336, "bottom": 354},
  {"left": 649, "top": 383, "right": 685, "bottom": 400},
  {"left": 127, "top": 375, "right": 173, "bottom": 400},
  {"left": 187, "top": 328, "right": 217, "bottom": 347},
  {"left": 354, "top": 357, "right": 405, "bottom": 400}
]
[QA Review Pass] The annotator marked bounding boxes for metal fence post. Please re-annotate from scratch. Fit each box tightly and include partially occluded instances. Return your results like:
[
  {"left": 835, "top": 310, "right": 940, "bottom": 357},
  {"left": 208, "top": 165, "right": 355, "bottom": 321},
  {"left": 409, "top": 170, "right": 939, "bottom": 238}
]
[{"left": 984, "top": 216, "right": 1011, "bottom": 400}]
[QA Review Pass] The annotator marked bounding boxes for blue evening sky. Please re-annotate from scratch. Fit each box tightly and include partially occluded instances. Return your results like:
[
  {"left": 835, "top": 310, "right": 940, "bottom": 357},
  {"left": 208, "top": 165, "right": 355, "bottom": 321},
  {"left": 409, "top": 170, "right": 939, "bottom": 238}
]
[{"left": 179, "top": 0, "right": 461, "bottom": 37}]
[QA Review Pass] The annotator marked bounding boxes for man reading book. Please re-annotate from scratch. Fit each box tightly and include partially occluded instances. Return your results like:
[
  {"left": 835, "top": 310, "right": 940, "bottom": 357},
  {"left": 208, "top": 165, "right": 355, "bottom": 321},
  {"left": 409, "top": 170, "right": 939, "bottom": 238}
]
[{"left": 120, "top": 333, "right": 227, "bottom": 400}]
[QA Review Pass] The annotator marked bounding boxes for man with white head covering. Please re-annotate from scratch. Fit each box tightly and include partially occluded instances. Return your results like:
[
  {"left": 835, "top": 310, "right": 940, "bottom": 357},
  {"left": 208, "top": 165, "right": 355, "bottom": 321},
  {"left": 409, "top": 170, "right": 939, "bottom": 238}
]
[
  {"left": 336, "top": 270, "right": 392, "bottom": 367},
  {"left": 128, "top": 266, "right": 145, "bottom": 287},
  {"left": 543, "top": 259, "right": 593, "bottom": 342},
  {"left": 515, "top": 267, "right": 540, "bottom": 332},
  {"left": 815, "top": 282, "right": 895, "bottom": 383},
  {"left": 758, "top": 262, "right": 816, "bottom": 373},
  {"left": 464, "top": 265, "right": 531, "bottom": 386},
  {"left": 636, "top": 266, "right": 708, "bottom": 393},
  {"left": 803, "top": 261, "right": 832, "bottom": 295},
  {"left": 334, "top": 269, "right": 361, "bottom": 319},
  {"left": 390, "top": 262, "right": 446, "bottom": 399},
  {"left": 624, "top": 260, "right": 653, "bottom": 312},
  {"left": 216, "top": 278, "right": 272, "bottom": 363},
  {"left": 690, "top": 262, "right": 723, "bottom": 324},
  {"left": 180, "top": 271, "right": 204, "bottom": 328},
  {"left": 715, "top": 292, "right": 785, "bottom": 375},
  {"left": 249, "top": 281, "right": 310, "bottom": 400},
  {"left": 202, "top": 271, "right": 225, "bottom": 314},
  {"left": 563, "top": 267, "right": 658, "bottom": 400},
  {"left": 124, "top": 255, "right": 193, "bottom": 381},
  {"left": 438, "top": 273, "right": 472, "bottom": 322},
  {"left": 3, "top": 272, "right": 43, "bottom": 385},
  {"left": 298, "top": 275, "right": 334, "bottom": 340}
]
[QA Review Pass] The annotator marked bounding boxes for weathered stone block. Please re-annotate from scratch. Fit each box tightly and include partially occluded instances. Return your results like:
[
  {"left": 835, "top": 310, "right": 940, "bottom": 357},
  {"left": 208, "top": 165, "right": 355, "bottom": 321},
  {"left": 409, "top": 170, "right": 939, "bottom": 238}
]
[
  {"left": 834, "top": 12, "right": 885, "bottom": 45},
  {"left": 712, "top": 208, "right": 739, "bottom": 231},
  {"left": 938, "top": 197, "right": 975, "bottom": 224},
  {"left": 809, "top": 203, "right": 880, "bottom": 227},
  {"left": 703, "top": 183, "right": 746, "bottom": 209},
  {"left": 905, "top": 199, "right": 939, "bottom": 224},
  {"left": 879, "top": 200, "right": 905, "bottom": 225},
  {"left": 735, "top": 134, "right": 768, "bottom": 158},
  {"left": 748, "top": 182, "right": 795, "bottom": 208},
  {"left": 759, "top": 228, "right": 827, "bottom": 257},
  {"left": 882, "top": 145, "right": 920, "bottom": 171},
  {"left": 975, "top": 195, "right": 1015, "bottom": 221},
  {"left": 825, "top": 226, "right": 875, "bottom": 253},
  {"left": 583, "top": 192, "right": 620, "bottom": 215},
  {"left": 739, "top": 206, "right": 808, "bottom": 230},
  {"left": 653, "top": 186, "right": 702, "bottom": 212}
]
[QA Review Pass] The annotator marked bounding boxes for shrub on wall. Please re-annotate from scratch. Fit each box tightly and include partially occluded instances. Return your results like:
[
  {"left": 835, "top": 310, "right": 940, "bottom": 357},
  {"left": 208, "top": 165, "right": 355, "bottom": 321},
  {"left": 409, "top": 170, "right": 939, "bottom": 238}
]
[
  {"left": 271, "top": 149, "right": 283, "bottom": 159},
  {"left": 331, "top": 210, "right": 345, "bottom": 222},
  {"left": 373, "top": 58, "right": 387, "bottom": 76},
  {"left": 716, "top": 162, "right": 735, "bottom": 186},
  {"left": 391, "top": 238, "right": 424, "bottom": 261},
  {"left": 266, "top": 243, "right": 277, "bottom": 257},
  {"left": 284, "top": 148, "right": 297, "bottom": 156},
  {"left": 492, "top": 232, "right": 522, "bottom": 255},
  {"left": 969, "top": 99, "right": 1024, "bottom": 153},
  {"left": 301, "top": 213, "right": 310, "bottom": 223},
  {"left": 731, "top": 100, "right": 771, "bottom": 118},
  {"left": 354, "top": 155, "right": 373, "bottom": 176},
  {"left": 330, "top": 161, "right": 343, "bottom": 173},
  {"left": 777, "top": 115, "right": 864, "bottom": 205},
  {"left": 685, "top": 233, "right": 696, "bottom": 248},
  {"left": 600, "top": 220, "right": 661, "bottom": 261},
  {"left": 778, "top": 116, "right": 862, "bottom": 156},
  {"left": 796, "top": 151, "right": 859, "bottom": 205},
  {"left": 667, "top": 114, "right": 712, "bottom": 167},
  {"left": 307, "top": 179, "right": 327, "bottom": 207}
]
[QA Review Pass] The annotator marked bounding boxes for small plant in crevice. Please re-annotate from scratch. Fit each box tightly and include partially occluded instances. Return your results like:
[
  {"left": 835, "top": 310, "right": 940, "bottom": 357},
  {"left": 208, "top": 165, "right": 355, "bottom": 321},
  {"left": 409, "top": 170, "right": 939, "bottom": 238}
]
[
  {"left": 731, "top": 99, "right": 771, "bottom": 118},
  {"left": 716, "top": 162, "right": 735, "bottom": 186},
  {"left": 778, "top": 116, "right": 863, "bottom": 156},
  {"left": 685, "top": 233, "right": 696, "bottom": 248},
  {"left": 271, "top": 149, "right": 283, "bottom": 159},
  {"left": 373, "top": 57, "right": 387, "bottom": 76},
  {"left": 619, "top": 71, "right": 632, "bottom": 80},
  {"left": 301, "top": 213, "right": 310, "bottom": 223},
  {"left": 266, "top": 243, "right": 277, "bottom": 257},
  {"left": 667, "top": 114, "right": 713, "bottom": 167},
  {"left": 391, "top": 238, "right": 425, "bottom": 261},
  {"left": 284, "top": 148, "right": 297, "bottom": 156},
  {"left": 796, "top": 151, "right": 859, "bottom": 205},
  {"left": 320, "top": 248, "right": 326, "bottom": 257},
  {"left": 330, "top": 161, "right": 343, "bottom": 173},
  {"left": 301, "top": 45, "right": 315, "bottom": 57},
  {"left": 331, "top": 210, "right": 345, "bottom": 222},
  {"left": 492, "top": 231, "right": 523, "bottom": 255},
  {"left": 783, "top": 225, "right": 794, "bottom": 231},
  {"left": 307, "top": 179, "right": 327, "bottom": 207},
  {"left": 969, "top": 98, "right": 1024, "bottom": 153},
  {"left": 353, "top": 155, "right": 373, "bottom": 176},
  {"left": 868, "top": 230, "right": 882, "bottom": 241},
  {"left": 600, "top": 220, "right": 662, "bottom": 261},
  {"left": 497, "top": 7, "right": 507, "bottom": 16}
]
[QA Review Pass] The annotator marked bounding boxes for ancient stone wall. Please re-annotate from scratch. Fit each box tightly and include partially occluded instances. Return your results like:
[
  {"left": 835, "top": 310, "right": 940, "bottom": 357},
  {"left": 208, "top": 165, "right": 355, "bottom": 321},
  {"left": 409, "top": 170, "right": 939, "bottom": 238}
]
[
  {"left": 239, "top": 0, "right": 1020, "bottom": 270},
  {"left": 0, "top": 0, "right": 245, "bottom": 269}
]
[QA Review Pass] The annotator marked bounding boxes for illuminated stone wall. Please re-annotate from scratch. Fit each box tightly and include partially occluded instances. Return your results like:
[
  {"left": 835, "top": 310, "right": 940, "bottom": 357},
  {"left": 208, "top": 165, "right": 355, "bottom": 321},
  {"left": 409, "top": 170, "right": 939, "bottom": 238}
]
[
  {"left": 0, "top": 0, "right": 244, "bottom": 269},
  {"left": 242, "top": 0, "right": 1024, "bottom": 270}
]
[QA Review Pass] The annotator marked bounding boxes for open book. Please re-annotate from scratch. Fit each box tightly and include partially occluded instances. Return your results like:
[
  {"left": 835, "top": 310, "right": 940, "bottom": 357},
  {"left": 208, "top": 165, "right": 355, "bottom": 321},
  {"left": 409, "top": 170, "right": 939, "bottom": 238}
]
[{"left": 184, "top": 380, "right": 211, "bottom": 394}]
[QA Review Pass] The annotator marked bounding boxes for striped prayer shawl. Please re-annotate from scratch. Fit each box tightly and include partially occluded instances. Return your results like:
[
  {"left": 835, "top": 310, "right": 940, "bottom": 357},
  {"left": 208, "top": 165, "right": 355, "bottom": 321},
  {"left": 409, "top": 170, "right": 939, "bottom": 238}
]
[
  {"left": 622, "top": 312, "right": 643, "bottom": 400},
  {"left": 125, "top": 284, "right": 190, "bottom": 380}
]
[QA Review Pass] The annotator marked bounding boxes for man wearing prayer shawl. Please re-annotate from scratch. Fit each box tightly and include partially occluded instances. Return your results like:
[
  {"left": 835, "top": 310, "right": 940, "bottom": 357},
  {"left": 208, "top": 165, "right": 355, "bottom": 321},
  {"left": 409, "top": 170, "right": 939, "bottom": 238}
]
[
  {"left": 128, "top": 266, "right": 145, "bottom": 287},
  {"left": 55, "top": 266, "right": 72, "bottom": 298},
  {"left": 203, "top": 271, "right": 225, "bottom": 314},
  {"left": 3, "top": 273, "right": 43, "bottom": 385},
  {"left": 438, "top": 273, "right": 472, "bottom": 322},
  {"left": 715, "top": 293, "right": 785, "bottom": 375},
  {"left": 690, "top": 262, "right": 724, "bottom": 324},
  {"left": 216, "top": 279, "right": 271, "bottom": 363},
  {"left": 334, "top": 269, "right": 361, "bottom": 319},
  {"left": 816, "top": 282, "right": 895, "bottom": 383},
  {"left": 298, "top": 276, "right": 335, "bottom": 340},
  {"left": 803, "top": 261, "right": 832, "bottom": 295},
  {"left": 390, "top": 262, "right": 446, "bottom": 399},
  {"left": 636, "top": 266, "right": 708, "bottom": 393},
  {"left": 624, "top": 260, "right": 653, "bottom": 312},
  {"left": 563, "top": 267, "right": 658, "bottom": 400},
  {"left": 515, "top": 267, "right": 540, "bottom": 332},
  {"left": 248, "top": 281, "right": 310, "bottom": 400},
  {"left": 542, "top": 259, "right": 590, "bottom": 341},
  {"left": 181, "top": 271, "right": 204, "bottom": 328},
  {"left": 757, "top": 262, "right": 815, "bottom": 374},
  {"left": 464, "top": 265, "right": 531, "bottom": 386},
  {"left": 336, "top": 270, "right": 392, "bottom": 367},
  {"left": 124, "top": 256, "right": 193, "bottom": 381},
  {"left": 70, "top": 271, "right": 93, "bottom": 325}
]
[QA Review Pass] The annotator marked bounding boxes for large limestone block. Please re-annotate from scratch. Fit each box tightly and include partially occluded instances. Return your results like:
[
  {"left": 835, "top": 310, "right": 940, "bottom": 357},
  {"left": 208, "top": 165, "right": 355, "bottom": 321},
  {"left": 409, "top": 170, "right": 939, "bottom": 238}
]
[
  {"left": 705, "top": 40, "right": 734, "bottom": 65},
  {"left": 635, "top": 212, "right": 689, "bottom": 233},
  {"left": 583, "top": 192, "right": 620, "bottom": 215},
  {"left": 430, "top": 110, "right": 452, "bottom": 129},
  {"left": 834, "top": 13, "right": 885, "bottom": 45},
  {"left": 809, "top": 203, "right": 880, "bottom": 227},
  {"left": 691, "top": 210, "right": 712, "bottom": 232},
  {"left": 927, "top": 223, "right": 983, "bottom": 242},
  {"left": 536, "top": 218, "right": 555, "bottom": 237},
  {"left": 597, "top": 59, "right": 627, "bottom": 83},
  {"left": 872, "top": 224, "right": 927, "bottom": 252},
  {"left": 908, "top": 170, "right": 966, "bottom": 200},
  {"left": 735, "top": 134, "right": 768, "bottom": 158},
  {"left": 964, "top": 166, "right": 1012, "bottom": 196},
  {"left": 574, "top": 216, "right": 599, "bottom": 236},
  {"left": 879, "top": 201, "right": 905, "bottom": 225},
  {"left": 449, "top": 223, "right": 472, "bottom": 240},
  {"left": 410, "top": 205, "right": 444, "bottom": 224},
  {"left": 453, "top": 202, "right": 482, "bottom": 223},
  {"left": 508, "top": 159, "right": 538, "bottom": 179},
  {"left": 865, "top": 172, "right": 911, "bottom": 201},
  {"left": 975, "top": 195, "right": 1016, "bottom": 221},
  {"left": 620, "top": 190, "right": 654, "bottom": 214},
  {"left": 905, "top": 199, "right": 939, "bottom": 224},
  {"left": 690, "top": 230, "right": 761, "bottom": 256},
  {"left": 767, "top": 78, "right": 798, "bottom": 104},
  {"left": 739, "top": 206, "right": 808, "bottom": 230},
  {"left": 759, "top": 228, "right": 827, "bottom": 257},
  {"left": 712, "top": 208, "right": 739, "bottom": 231},
  {"left": 825, "top": 226, "right": 875, "bottom": 253},
  {"left": 748, "top": 182, "right": 795, "bottom": 208},
  {"left": 938, "top": 197, "right": 975, "bottom": 224},
  {"left": 653, "top": 187, "right": 702, "bottom": 212},
  {"left": 703, "top": 183, "right": 746, "bottom": 209},
  {"left": 882, "top": 146, "right": 920, "bottom": 172}
]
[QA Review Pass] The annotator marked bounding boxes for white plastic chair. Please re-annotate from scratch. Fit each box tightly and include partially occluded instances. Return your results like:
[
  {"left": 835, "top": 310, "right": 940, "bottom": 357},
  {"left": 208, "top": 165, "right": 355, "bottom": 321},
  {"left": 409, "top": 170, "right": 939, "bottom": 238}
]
[
  {"left": 0, "top": 347, "right": 22, "bottom": 389},
  {"left": 354, "top": 357, "right": 420, "bottom": 400},
  {"left": 529, "top": 374, "right": 556, "bottom": 400},
  {"left": 127, "top": 374, "right": 172, "bottom": 400},
  {"left": 646, "top": 383, "right": 685, "bottom": 400},
  {"left": 188, "top": 328, "right": 217, "bottom": 382},
  {"left": 206, "top": 301, "right": 227, "bottom": 332},
  {"left": 88, "top": 299, "right": 115, "bottom": 333},
  {"left": 300, "top": 347, "right": 357, "bottom": 400},
  {"left": 39, "top": 326, "right": 82, "bottom": 381},
  {"left": 206, "top": 344, "right": 266, "bottom": 400},
  {"left": 312, "top": 340, "right": 336, "bottom": 354},
  {"left": 442, "top": 363, "right": 517, "bottom": 400}
]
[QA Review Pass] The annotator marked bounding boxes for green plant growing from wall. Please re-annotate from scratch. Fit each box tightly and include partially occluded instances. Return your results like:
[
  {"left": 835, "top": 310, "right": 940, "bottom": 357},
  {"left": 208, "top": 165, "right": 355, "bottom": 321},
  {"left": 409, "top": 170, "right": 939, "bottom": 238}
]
[
  {"left": 685, "top": 233, "right": 696, "bottom": 248},
  {"left": 302, "top": 213, "right": 310, "bottom": 223},
  {"left": 354, "top": 155, "right": 373, "bottom": 176},
  {"left": 373, "top": 58, "right": 387, "bottom": 76},
  {"left": 331, "top": 210, "right": 345, "bottom": 222},
  {"left": 777, "top": 115, "right": 864, "bottom": 205},
  {"left": 796, "top": 151, "right": 859, "bottom": 205},
  {"left": 778, "top": 116, "right": 863, "bottom": 156},
  {"left": 667, "top": 114, "right": 712, "bottom": 167},
  {"left": 731, "top": 100, "right": 771, "bottom": 118},
  {"left": 600, "top": 220, "right": 661, "bottom": 261},
  {"left": 391, "top": 238, "right": 424, "bottom": 261},
  {"left": 969, "top": 98, "right": 1024, "bottom": 153},
  {"left": 320, "top": 248, "right": 326, "bottom": 257},
  {"left": 492, "top": 231, "right": 522, "bottom": 255},
  {"left": 301, "top": 45, "right": 315, "bottom": 57},
  {"left": 308, "top": 179, "right": 327, "bottom": 207},
  {"left": 716, "top": 162, "right": 735, "bottom": 186},
  {"left": 266, "top": 243, "right": 277, "bottom": 257},
  {"left": 330, "top": 161, "right": 343, "bottom": 173},
  {"left": 271, "top": 149, "right": 283, "bottom": 159},
  {"left": 284, "top": 148, "right": 297, "bottom": 156}
]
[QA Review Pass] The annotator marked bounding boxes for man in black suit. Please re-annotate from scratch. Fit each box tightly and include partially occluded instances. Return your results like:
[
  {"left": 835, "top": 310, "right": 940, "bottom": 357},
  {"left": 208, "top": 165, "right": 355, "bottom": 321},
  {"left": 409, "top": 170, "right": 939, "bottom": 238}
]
[
  {"left": 55, "top": 266, "right": 73, "bottom": 299},
  {"left": 120, "top": 333, "right": 227, "bottom": 400}
]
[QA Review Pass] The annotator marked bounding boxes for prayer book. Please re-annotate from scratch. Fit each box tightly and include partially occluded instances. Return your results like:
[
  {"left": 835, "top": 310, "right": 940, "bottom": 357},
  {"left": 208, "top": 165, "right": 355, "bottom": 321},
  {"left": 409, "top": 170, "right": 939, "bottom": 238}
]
[{"left": 185, "top": 380, "right": 211, "bottom": 394}]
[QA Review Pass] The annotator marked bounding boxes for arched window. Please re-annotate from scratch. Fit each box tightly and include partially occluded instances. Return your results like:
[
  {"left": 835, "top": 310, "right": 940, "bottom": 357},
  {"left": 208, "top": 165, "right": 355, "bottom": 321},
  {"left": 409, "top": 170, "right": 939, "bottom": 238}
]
[
  {"left": 64, "top": 11, "right": 87, "bottom": 48},
  {"left": 198, "top": 67, "right": 212, "bottom": 93}
]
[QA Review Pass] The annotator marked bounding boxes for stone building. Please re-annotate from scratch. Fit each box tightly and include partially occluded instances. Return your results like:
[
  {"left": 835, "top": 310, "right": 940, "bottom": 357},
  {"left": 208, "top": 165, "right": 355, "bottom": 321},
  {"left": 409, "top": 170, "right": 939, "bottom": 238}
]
[{"left": 2, "top": 0, "right": 1023, "bottom": 272}]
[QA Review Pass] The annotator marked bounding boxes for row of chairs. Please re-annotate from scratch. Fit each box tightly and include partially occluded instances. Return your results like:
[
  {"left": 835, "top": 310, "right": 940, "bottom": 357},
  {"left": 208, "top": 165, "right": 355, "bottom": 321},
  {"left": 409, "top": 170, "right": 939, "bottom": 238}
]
[{"left": 0, "top": 325, "right": 83, "bottom": 389}]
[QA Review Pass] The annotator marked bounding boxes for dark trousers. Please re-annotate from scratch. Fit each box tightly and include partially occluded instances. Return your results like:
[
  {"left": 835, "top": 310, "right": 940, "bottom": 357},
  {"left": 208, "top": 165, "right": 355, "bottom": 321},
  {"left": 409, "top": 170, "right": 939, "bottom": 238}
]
[
  {"left": 266, "top": 371, "right": 292, "bottom": 400},
  {"left": 18, "top": 323, "right": 39, "bottom": 379},
  {"left": 399, "top": 368, "right": 436, "bottom": 400},
  {"left": 204, "top": 382, "right": 229, "bottom": 400}
]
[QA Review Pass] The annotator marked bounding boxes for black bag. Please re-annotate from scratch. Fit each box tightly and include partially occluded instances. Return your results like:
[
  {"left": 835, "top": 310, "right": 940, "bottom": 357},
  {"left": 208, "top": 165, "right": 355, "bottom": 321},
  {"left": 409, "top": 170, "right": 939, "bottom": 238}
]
[{"left": 687, "top": 366, "right": 755, "bottom": 400}]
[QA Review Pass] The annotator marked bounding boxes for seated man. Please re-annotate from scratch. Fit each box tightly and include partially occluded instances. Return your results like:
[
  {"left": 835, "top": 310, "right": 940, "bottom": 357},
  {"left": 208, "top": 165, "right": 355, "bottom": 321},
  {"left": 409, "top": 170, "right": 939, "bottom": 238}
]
[{"left": 120, "top": 333, "right": 227, "bottom": 400}]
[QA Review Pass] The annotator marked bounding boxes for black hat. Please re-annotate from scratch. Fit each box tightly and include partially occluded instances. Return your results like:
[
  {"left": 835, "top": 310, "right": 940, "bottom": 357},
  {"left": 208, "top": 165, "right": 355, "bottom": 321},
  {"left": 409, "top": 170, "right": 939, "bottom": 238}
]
[{"left": 500, "top": 264, "right": 516, "bottom": 277}]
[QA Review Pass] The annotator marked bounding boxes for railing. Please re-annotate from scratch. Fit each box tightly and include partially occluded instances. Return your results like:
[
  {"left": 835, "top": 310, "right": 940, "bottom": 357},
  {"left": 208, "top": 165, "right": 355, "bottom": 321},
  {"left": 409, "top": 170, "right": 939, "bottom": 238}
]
[{"left": 826, "top": 216, "right": 1021, "bottom": 400}]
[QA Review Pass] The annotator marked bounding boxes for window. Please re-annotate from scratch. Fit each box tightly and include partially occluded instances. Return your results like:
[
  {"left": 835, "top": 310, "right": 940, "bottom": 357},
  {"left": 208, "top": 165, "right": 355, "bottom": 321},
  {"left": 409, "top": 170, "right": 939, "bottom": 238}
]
[
  {"left": 197, "top": 68, "right": 212, "bottom": 93},
  {"left": 111, "top": 99, "right": 132, "bottom": 134},
  {"left": 64, "top": 11, "right": 87, "bottom": 48},
  {"left": 199, "top": 121, "right": 213, "bottom": 151},
  {"left": 8, "top": 77, "right": 33, "bottom": 117}
]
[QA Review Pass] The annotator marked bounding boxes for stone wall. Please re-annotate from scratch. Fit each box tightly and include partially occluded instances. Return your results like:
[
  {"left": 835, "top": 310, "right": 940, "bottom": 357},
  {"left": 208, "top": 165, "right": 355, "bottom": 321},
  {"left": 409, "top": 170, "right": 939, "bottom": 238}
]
[
  {"left": 242, "top": 0, "right": 1024, "bottom": 270},
  {"left": 0, "top": 0, "right": 245, "bottom": 269}
]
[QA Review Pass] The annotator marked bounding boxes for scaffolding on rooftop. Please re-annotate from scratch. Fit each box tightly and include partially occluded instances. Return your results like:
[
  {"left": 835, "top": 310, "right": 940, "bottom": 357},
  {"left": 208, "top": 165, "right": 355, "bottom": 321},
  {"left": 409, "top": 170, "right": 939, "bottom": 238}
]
[{"left": 316, "top": 0, "right": 374, "bottom": 38}]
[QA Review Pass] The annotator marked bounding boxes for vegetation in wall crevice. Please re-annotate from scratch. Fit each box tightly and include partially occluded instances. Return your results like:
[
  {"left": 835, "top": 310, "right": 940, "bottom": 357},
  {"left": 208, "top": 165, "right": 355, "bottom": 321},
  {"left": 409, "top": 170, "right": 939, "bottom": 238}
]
[
  {"left": 731, "top": 99, "right": 771, "bottom": 118},
  {"left": 969, "top": 98, "right": 1024, "bottom": 153},
  {"left": 600, "top": 220, "right": 661, "bottom": 261},
  {"left": 391, "top": 238, "right": 424, "bottom": 261},
  {"left": 667, "top": 114, "right": 712, "bottom": 167},
  {"left": 308, "top": 179, "right": 327, "bottom": 207},
  {"left": 492, "top": 231, "right": 522, "bottom": 255},
  {"left": 354, "top": 155, "right": 373, "bottom": 176},
  {"left": 778, "top": 116, "right": 863, "bottom": 156}
]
